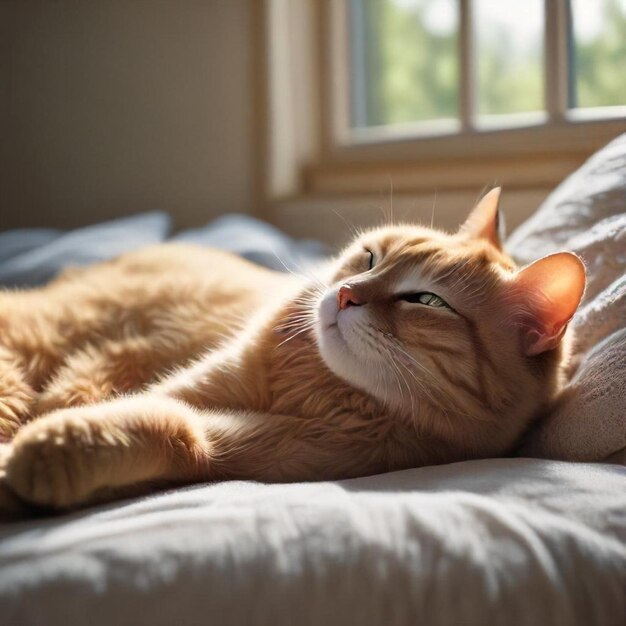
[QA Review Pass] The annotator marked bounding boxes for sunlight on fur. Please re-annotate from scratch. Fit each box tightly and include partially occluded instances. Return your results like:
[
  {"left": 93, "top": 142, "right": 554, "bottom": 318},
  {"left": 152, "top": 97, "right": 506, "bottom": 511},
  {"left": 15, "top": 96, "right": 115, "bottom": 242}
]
[{"left": 0, "top": 189, "right": 587, "bottom": 515}]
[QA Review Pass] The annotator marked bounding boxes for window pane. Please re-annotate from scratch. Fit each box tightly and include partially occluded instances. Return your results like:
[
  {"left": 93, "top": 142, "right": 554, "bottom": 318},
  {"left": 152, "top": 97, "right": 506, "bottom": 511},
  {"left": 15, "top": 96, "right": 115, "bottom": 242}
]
[
  {"left": 475, "top": 0, "right": 544, "bottom": 117},
  {"left": 349, "top": 0, "right": 459, "bottom": 128},
  {"left": 570, "top": 0, "right": 626, "bottom": 109}
]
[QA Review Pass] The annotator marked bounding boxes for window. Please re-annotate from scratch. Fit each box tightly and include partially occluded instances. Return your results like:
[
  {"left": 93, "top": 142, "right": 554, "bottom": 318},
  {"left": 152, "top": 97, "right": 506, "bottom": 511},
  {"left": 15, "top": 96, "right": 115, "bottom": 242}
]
[
  {"left": 257, "top": 0, "right": 626, "bottom": 221},
  {"left": 350, "top": 0, "right": 460, "bottom": 129},
  {"left": 347, "top": 0, "right": 626, "bottom": 137},
  {"left": 570, "top": 0, "right": 626, "bottom": 110},
  {"left": 474, "top": 0, "right": 544, "bottom": 122}
]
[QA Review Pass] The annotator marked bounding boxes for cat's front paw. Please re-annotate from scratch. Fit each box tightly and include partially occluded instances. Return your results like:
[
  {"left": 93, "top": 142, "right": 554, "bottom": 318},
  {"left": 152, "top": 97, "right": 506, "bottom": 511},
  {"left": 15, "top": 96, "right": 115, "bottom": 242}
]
[{"left": 4, "top": 412, "right": 106, "bottom": 508}]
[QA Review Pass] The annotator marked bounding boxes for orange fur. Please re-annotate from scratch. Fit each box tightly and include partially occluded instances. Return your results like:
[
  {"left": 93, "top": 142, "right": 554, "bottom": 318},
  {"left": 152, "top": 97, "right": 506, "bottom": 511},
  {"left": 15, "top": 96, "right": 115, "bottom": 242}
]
[{"left": 0, "top": 195, "right": 586, "bottom": 512}]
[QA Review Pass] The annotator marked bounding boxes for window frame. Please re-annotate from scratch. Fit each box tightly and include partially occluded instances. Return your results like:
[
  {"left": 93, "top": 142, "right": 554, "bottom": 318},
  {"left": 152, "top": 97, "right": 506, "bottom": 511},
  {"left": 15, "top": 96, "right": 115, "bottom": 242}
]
[
  {"left": 321, "top": 0, "right": 626, "bottom": 160},
  {"left": 256, "top": 0, "right": 626, "bottom": 205}
]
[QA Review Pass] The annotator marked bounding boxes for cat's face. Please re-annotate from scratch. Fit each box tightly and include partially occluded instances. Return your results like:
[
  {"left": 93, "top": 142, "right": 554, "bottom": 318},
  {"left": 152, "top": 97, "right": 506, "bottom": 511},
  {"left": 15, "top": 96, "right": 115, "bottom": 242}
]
[
  {"left": 315, "top": 224, "right": 513, "bottom": 418},
  {"left": 313, "top": 190, "right": 586, "bottom": 429}
]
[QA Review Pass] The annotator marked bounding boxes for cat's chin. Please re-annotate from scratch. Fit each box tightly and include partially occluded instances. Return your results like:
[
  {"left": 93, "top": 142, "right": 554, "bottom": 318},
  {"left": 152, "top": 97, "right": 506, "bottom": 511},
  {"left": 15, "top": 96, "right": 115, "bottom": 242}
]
[{"left": 314, "top": 291, "right": 392, "bottom": 406}]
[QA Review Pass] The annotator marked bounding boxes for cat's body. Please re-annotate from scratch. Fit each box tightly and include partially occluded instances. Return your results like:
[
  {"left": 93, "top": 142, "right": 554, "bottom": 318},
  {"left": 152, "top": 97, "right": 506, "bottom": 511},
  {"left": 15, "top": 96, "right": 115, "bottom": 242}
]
[
  {"left": 0, "top": 244, "right": 294, "bottom": 422},
  {"left": 0, "top": 190, "right": 586, "bottom": 513}
]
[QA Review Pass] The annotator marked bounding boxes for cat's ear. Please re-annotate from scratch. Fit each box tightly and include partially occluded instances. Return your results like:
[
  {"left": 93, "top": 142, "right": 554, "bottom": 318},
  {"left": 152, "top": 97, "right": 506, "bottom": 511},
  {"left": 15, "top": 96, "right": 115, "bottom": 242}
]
[
  {"left": 514, "top": 252, "right": 586, "bottom": 356},
  {"left": 461, "top": 187, "right": 503, "bottom": 249}
]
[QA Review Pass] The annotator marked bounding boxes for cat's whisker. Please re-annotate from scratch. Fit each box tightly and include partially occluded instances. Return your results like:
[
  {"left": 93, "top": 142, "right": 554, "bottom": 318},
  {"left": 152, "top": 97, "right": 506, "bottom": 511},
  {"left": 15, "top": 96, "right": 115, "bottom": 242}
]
[
  {"left": 358, "top": 322, "right": 421, "bottom": 419},
  {"left": 331, "top": 208, "right": 361, "bottom": 240},
  {"left": 274, "top": 324, "right": 313, "bottom": 337},
  {"left": 395, "top": 356, "right": 416, "bottom": 418},
  {"left": 393, "top": 354, "right": 436, "bottom": 407},
  {"left": 430, "top": 190, "right": 437, "bottom": 229},
  {"left": 393, "top": 361, "right": 421, "bottom": 434},
  {"left": 374, "top": 176, "right": 396, "bottom": 228},
  {"left": 274, "top": 323, "right": 316, "bottom": 350},
  {"left": 276, "top": 305, "right": 313, "bottom": 319},
  {"left": 269, "top": 251, "right": 330, "bottom": 296},
  {"left": 383, "top": 339, "right": 442, "bottom": 409},
  {"left": 276, "top": 309, "right": 316, "bottom": 325},
  {"left": 301, "top": 271, "right": 330, "bottom": 292},
  {"left": 274, "top": 318, "right": 316, "bottom": 335},
  {"left": 279, "top": 255, "right": 331, "bottom": 292},
  {"left": 372, "top": 363, "right": 382, "bottom": 407},
  {"left": 291, "top": 290, "right": 323, "bottom": 306},
  {"left": 388, "top": 350, "right": 417, "bottom": 421},
  {"left": 389, "top": 362, "right": 406, "bottom": 411},
  {"left": 279, "top": 310, "right": 316, "bottom": 322},
  {"left": 270, "top": 250, "right": 305, "bottom": 278},
  {"left": 378, "top": 347, "right": 423, "bottom": 426}
]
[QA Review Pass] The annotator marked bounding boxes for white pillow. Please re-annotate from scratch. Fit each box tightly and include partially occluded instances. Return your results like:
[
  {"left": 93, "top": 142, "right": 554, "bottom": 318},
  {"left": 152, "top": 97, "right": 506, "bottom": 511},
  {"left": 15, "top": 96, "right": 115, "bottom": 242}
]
[{"left": 507, "top": 134, "right": 626, "bottom": 463}]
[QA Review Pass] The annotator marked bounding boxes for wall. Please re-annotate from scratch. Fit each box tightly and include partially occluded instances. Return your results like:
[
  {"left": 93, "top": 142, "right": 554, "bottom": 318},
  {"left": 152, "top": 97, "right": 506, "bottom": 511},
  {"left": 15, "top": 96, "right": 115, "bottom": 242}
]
[
  {"left": 0, "top": 0, "right": 254, "bottom": 231},
  {"left": 271, "top": 188, "right": 551, "bottom": 249}
]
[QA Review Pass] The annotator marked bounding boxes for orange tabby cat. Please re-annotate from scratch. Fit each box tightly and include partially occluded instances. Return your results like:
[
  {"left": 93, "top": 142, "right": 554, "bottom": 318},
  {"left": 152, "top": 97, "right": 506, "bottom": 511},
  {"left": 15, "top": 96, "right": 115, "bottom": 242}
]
[{"left": 0, "top": 189, "right": 586, "bottom": 511}]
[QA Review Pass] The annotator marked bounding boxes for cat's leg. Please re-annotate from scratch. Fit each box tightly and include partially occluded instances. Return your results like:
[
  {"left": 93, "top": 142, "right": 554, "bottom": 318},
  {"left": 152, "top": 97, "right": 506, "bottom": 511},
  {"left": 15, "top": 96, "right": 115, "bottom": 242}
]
[
  {"left": 0, "top": 346, "right": 37, "bottom": 441},
  {"left": 34, "top": 337, "right": 201, "bottom": 416},
  {"left": 197, "top": 409, "right": 380, "bottom": 484},
  {"left": 4, "top": 395, "right": 209, "bottom": 509},
  {"left": 35, "top": 339, "right": 157, "bottom": 415},
  {"left": 4, "top": 394, "right": 381, "bottom": 509},
  {"left": 0, "top": 289, "right": 78, "bottom": 437}
]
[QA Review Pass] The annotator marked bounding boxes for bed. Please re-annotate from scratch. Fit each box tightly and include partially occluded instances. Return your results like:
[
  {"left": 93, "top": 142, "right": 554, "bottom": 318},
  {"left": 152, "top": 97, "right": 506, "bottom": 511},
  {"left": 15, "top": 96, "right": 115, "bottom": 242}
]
[{"left": 0, "top": 136, "right": 624, "bottom": 626}]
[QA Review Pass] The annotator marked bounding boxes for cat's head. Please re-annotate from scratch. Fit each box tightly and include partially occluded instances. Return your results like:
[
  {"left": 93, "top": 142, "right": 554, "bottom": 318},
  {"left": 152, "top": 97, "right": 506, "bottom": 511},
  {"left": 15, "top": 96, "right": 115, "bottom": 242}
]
[{"left": 313, "top": 189, "right": 586, "bottom": 445}]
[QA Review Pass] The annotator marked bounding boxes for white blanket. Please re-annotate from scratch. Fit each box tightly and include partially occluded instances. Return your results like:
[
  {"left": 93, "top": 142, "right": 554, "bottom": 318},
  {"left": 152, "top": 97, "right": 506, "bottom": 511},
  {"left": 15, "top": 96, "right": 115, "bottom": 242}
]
[{"left": 1, "top": 458, "right": 625, "bottom": 626}]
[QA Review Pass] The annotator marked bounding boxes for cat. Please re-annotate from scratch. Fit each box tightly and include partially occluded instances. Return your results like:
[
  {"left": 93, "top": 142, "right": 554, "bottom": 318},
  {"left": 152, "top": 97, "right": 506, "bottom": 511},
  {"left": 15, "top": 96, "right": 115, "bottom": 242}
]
[{"left": 0, "top": 189, "right": 586, "bottom": 513}]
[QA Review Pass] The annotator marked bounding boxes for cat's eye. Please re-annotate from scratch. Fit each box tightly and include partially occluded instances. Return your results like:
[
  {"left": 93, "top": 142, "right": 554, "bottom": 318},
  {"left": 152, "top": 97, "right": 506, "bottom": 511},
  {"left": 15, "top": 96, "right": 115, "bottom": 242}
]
[
  {"left": 365, "top": 249, "right": 375, "bottom": 270},
  {"left": 400, "top": 292, "right": 449, "bottom": 308}
]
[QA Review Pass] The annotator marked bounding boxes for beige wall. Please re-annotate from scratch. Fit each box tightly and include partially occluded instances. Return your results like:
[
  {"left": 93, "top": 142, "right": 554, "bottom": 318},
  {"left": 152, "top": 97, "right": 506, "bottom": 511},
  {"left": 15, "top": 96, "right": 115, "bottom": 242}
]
[
  {"left": 0, "top": 0, "right": 254, "bottom": 231},
  {"left": 271, "top": 188, "right": 551, "bottom": 249}
]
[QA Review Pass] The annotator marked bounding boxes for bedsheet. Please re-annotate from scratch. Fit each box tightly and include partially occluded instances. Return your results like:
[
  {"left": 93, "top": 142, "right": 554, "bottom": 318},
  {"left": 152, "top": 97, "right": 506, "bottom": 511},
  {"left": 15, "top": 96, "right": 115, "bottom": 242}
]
[
  {"left": 0, "top": 212, "right": 329, "bottom": 288},
  {"left": 0, "top": 459, "right": 624, "bottom": 626}
]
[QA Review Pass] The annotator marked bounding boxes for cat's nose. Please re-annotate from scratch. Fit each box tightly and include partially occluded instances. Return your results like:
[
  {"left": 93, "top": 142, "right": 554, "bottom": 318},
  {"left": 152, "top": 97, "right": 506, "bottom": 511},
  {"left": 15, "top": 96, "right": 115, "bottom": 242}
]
[{"left": 337, "top": 285, "right": 364, "bottom": 310}]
